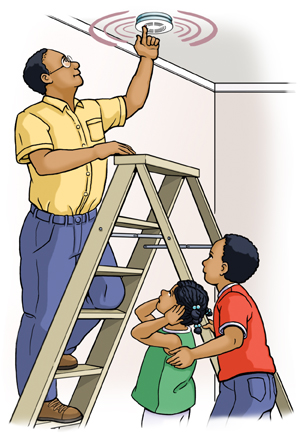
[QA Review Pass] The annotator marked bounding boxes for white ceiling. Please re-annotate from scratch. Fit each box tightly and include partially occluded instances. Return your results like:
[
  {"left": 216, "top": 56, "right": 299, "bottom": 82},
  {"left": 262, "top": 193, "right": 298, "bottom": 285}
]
[{"left": 51, "top": 4, "right": 298, "bottom": 86}]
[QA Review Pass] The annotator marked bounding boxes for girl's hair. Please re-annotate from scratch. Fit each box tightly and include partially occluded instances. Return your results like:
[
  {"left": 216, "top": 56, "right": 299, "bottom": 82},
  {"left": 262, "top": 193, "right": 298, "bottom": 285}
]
[{"left": 174, "top": 280, "right": 211, "bottom": 335}]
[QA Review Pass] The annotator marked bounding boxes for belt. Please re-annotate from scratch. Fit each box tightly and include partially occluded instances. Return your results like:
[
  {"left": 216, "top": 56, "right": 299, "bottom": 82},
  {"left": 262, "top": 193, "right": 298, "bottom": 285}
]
[{"left": 30, "top": 204, "right": 97, "bottom": 225}]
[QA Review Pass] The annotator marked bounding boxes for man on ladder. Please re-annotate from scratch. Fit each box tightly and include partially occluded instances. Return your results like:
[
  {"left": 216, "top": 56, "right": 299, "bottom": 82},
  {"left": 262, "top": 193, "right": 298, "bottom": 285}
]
[{"left": 14, "top": 26, "right": 159, "bottom": 423}]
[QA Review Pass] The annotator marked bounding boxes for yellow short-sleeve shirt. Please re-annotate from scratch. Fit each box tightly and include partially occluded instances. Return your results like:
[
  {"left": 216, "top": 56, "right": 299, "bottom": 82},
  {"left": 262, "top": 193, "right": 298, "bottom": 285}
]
[{"left": 15, "top": 95, "right": 126, "bottom": 215}]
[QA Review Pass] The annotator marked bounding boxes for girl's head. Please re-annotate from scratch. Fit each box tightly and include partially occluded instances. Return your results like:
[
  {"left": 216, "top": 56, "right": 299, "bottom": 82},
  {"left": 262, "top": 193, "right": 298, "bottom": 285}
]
[
  {"left": 174, "top": 280, "right": 211, "bottom": 335},
  {"left": 157, "top": 280, "right": 211, "bottom": 335}
]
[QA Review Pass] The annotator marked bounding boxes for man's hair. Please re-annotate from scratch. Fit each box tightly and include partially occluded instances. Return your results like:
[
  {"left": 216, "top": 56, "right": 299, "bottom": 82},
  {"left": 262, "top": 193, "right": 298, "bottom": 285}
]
[
  {"left": 222, "top": 234, "right": 259, "bottom": 284},
  {"left": 23, "top": 49, "right": 48, "bottom": 95},
  {"left": 174, "top": 280, "right": 211, "bottom": 335}
]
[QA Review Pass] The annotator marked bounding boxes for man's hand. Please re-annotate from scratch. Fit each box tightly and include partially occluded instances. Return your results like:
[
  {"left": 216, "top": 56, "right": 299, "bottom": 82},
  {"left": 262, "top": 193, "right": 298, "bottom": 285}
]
[
  {"left": 134, "top": 25, "right": 160, "bottom": 60},
  {"left": 94, "top": 141, "right": 135, "bottom": 160},
  {"left": 166, "top": 347, "right": 195, "bottom": 368},
  {"left": 164, "top": 305, "right": 185, "bottom": 326}
]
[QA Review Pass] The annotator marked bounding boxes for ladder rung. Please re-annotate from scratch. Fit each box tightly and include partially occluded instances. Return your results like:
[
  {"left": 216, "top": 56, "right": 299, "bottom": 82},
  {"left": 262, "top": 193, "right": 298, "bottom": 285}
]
[
  {"left": 111, "top": 233, "right": 162, "bottom": 239},
  {"left": 115, "top": 216, "right": 159, "bottom": 230},
  {"left": 55, "top": 365, "right": 103, "bottom": 379},
  {"left": 143, "top": 244, "right": 212, "bottom": 249},
  {"left": 95, "top": 266, "right": 143, "bottom": 276},
  {"left": 78, "top": 309, "right": 125, "bottom": 319}
]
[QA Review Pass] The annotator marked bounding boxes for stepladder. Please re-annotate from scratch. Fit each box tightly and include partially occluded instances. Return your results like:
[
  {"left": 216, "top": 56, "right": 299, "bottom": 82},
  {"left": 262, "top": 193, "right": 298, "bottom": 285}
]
[{"left": 10, "top": 154, "right": 292, "bottom": 428}]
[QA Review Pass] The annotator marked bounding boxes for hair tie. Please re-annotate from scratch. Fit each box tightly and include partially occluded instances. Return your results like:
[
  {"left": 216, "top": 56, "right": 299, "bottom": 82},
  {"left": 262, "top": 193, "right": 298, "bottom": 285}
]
[
  {"left": 206, "top": 308, "right": 212, "bottom": 316},
  {"left": 194, "top": 324, "right": 201, "bottom": 328},
  {"left": 192, "top": 305, "right": 201, "bottom": 310}
]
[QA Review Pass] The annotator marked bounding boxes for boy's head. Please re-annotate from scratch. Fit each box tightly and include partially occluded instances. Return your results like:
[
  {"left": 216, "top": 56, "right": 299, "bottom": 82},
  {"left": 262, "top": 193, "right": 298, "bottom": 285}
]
[
  {"left": 157, "top": 280, "right": 210, "bottom": 335},
  {"left": 202, "top": 234, "right": 259, "bottom": 286}
]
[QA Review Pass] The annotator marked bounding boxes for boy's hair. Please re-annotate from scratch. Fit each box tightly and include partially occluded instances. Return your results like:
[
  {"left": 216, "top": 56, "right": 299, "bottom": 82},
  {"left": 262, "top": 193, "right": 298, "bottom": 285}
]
[
  {"left": 23, "top": 49, "right": 49, "bottom": 95},
  {"left": 174, "top": 280, "right": 211, "bottom": 335},
  {"left": 222, "top": 234, "right": 259, "bottom": 284}
]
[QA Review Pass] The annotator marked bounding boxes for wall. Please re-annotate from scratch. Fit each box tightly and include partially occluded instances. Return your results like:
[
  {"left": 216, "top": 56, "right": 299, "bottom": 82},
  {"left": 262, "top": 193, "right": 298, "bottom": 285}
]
[{"left": 215, "top": 91, "right": 299, "bottom": 421}]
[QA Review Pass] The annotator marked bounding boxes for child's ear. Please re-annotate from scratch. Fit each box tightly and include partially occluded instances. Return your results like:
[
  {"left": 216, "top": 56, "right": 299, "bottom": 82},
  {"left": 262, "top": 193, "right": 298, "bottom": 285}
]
[{"left": 220, "top": 262, "right": 229, "bottom": 276}]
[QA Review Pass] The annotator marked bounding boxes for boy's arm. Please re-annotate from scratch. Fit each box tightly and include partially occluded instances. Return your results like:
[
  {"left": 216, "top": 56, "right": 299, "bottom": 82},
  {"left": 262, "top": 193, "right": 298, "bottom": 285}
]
[
  {"left": 167, "top": 326, "right": 243, "bottom": 368},
  {"left": 134, "top": 298, "right": 159, "bottom": 322}
]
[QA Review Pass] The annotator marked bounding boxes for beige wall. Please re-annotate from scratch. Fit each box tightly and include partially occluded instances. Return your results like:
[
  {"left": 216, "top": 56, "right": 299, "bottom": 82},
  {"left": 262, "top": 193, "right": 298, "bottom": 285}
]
[{"left": 215, "top": 91, "right": 298, "bottom": 419}]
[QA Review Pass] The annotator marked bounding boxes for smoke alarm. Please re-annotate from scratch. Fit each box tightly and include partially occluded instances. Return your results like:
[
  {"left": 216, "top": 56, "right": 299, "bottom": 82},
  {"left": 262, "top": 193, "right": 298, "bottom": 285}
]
[{"left": 135, "top": 12, "right": 173, "bottom": 34}]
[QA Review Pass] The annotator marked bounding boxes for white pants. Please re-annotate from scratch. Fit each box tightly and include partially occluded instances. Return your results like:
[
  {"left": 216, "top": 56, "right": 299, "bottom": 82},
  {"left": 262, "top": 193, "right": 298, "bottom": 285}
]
[{"left": 141, "top": 408, "right": 190, "bottom": 428}]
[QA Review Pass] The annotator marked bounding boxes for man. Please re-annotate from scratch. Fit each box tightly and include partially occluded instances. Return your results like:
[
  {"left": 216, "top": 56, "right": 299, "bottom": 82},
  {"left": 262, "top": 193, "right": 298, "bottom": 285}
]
[
  {"left": 167, "top": 234, "right": 277, "bottom": 423},
  {"left": 15, "top": 26, "right": 159, "bottom": 423}
]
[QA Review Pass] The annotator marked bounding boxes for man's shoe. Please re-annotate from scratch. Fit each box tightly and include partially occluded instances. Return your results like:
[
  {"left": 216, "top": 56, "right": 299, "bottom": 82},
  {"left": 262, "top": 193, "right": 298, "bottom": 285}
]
[
  {"left": 58, "top": 354, "right": 78, "bottom": 370},
  {"left": 38, "top": 398, "right": 83, "bottom": 423}
]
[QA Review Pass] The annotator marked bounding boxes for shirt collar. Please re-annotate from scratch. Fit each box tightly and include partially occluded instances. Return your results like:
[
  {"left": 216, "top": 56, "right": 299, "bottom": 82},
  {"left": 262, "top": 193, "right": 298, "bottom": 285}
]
[
  {"left": 218, "top": 283, "right": 238, "bottom": 298},
  {"left": 43, "top": 96, "right": 84, "bottom": 112}
]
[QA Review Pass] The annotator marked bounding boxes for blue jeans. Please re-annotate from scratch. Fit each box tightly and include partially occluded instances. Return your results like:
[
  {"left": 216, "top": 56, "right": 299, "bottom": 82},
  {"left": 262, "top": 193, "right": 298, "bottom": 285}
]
[
  {"left": 209, "top": 373, "right": 277, "bottom": 424},
  {"left": 16, "top": 205, "right": 125, "bottom": 401}
]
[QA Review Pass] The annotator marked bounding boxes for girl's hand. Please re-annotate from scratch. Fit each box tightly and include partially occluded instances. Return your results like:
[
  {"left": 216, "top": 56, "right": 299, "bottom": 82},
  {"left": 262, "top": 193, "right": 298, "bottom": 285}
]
[{"left": 164, "top": 305, "right": 185, "bottom": 326}]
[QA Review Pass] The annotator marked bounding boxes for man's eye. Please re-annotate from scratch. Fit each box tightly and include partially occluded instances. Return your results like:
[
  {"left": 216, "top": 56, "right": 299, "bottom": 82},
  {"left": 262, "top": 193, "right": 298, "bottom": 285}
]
[{"left": 168, "top": 292, "right": 171, "bottom": 296}]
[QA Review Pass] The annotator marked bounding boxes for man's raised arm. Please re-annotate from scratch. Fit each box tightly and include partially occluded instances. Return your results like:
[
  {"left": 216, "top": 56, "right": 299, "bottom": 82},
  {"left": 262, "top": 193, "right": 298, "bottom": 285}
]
[{"left": 123, "top": 26, "right": 160, "bottom": 119}]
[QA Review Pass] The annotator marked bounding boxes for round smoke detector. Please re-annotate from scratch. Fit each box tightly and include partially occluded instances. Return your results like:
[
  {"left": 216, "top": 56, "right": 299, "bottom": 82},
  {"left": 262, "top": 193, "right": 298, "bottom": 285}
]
[{"left": 135, "top": 12, "right": 173, "bottom": 34}]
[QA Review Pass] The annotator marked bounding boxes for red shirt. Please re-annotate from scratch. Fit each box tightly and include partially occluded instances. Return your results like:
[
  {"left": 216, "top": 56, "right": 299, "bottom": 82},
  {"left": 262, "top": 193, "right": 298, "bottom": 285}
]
[{"left": 214, "top": 284, "right": 275, "bottom": 381}]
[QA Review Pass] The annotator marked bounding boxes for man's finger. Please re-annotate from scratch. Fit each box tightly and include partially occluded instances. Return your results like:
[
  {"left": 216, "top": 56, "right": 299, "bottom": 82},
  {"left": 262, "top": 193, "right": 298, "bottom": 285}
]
[
  {"left": 141, "top": 25, "right": 147, "bottom": 44},
  {"left": 147, "top": 36, "right": 152, "bottom": 45},
  {"left": 154, "top": 38, "right": 160, "bottom": 46},
  {"left": 150, "top": 36, "right": 156, "bottom": 45}
]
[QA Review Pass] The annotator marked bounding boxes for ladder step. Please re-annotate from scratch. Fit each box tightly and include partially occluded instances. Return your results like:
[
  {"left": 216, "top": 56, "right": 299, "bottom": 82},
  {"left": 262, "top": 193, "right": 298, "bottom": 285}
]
[
  {"left": 115, "top": 216, "right": 159, "bottom": 230},
  {"left": 35, "top": 420, "right": 81, "bottom": 429},
  {"left": 55, "top": 365, "right": 103, "bottom": 379},
  {"left": 78, "top": 309, "right": 125, "bottom": 319},
  {"left": 95, "top": 266, "right": 143, "bottom": 276}
]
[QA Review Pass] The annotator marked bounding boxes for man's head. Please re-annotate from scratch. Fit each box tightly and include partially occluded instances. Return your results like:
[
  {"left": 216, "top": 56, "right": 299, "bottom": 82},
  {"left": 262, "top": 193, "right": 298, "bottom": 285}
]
[
  {"left": 23, "top": 49, "right": 83, "bottom": 95},
  {"left": 202, "top": 234, "right": 259, "bottom": 286}
]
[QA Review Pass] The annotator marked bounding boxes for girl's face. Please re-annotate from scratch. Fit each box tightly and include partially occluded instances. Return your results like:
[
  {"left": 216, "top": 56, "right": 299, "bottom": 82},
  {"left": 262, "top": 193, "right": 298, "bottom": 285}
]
[{"left": 156, "top": 284, "right": 178, "bottom": 314}]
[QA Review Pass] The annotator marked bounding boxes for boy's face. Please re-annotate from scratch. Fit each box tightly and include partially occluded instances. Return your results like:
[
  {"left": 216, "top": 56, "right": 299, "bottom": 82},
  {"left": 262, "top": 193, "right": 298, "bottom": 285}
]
[
  {"left": 156, "top": 285, "right": 178, "bottom": 314},
  {"left": 202, "top": 238, "right": 228, "bottom": 286}
]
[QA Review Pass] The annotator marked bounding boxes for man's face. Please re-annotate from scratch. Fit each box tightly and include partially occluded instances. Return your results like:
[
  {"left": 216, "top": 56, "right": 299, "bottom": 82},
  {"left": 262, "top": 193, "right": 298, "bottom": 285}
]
[
  {"left": 156, "top": 285, "right": 178, "bottom": 314},
  {"left": 202, "top": 238, "right": 227, "bottom": 286},
  {"left": 42, "top": 50, "right": 83, "bottom": 90}
]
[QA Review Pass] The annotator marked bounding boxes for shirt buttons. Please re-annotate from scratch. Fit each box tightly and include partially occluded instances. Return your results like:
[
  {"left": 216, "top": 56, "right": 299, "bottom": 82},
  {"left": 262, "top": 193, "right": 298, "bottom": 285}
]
[
  {"left": 84, "top": 192, "right": 88, "bottom": 196},
  {"left": 76, "top": 125, "right": 80, "bottom": 129},
  {"left": 86, "top": 172, "right": 90, "bottom": 176},
  {"left": 82, "top": 143, "right": 86, "bottom": 147}
]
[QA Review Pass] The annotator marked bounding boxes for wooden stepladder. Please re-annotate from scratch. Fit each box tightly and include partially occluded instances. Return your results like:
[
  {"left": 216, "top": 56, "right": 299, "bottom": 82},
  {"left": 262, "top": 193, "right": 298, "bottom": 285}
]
[{"left": 10, "top": 154, "right": 292, "bottom": 428}]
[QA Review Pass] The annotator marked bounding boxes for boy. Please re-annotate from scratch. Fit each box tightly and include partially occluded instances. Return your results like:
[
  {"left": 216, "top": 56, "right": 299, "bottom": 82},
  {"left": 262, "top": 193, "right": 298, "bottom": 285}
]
[{"left": 167, "top": 234, "right": 276, "bottom": 422}]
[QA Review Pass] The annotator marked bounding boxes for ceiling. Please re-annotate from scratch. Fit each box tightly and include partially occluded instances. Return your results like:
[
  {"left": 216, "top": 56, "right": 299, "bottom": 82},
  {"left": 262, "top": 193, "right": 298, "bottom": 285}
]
[{"left": 50, "top": 5, "right": 298, "bottom": 85}]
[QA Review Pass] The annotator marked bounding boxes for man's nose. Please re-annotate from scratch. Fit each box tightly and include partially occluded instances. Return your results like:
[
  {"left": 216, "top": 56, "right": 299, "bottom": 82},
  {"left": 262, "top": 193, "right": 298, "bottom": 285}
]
[{"left": 72, "top": 61, "right": 80, "bottom": 68}]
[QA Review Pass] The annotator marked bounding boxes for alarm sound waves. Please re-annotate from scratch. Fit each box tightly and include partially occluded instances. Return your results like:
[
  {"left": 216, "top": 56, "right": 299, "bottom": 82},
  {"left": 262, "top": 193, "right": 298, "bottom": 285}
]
[{"left": 89, "top": 10, "right": 218, "bottom": 47}]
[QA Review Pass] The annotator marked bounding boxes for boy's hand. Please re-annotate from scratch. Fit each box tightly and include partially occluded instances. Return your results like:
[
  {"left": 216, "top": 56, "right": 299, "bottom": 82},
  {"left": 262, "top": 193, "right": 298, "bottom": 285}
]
[
  {"left": 166, "top": 347, "right": 194, "bottom": 368},
  {"left": 202, "top": 319, "right": 215, "bottom": 333},
  {"left": 164, "top": 305, "right": 185, "bottom": 326}
]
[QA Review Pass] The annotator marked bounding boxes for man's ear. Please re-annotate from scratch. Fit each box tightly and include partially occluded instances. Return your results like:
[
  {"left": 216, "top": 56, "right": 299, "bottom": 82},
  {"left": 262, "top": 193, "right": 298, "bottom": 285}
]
[
  {"left": 220, "top": 262, "right": 229, "bottom": 276},
  {"left": 41, "top": 74, "right": 53, "bottom": 85}
]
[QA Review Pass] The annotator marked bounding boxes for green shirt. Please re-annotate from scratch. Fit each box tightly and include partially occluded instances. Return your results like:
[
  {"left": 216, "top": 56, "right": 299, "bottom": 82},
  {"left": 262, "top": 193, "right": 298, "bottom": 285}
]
[{"left": 132, "top": 327, "right": 196, "bottom": 414}]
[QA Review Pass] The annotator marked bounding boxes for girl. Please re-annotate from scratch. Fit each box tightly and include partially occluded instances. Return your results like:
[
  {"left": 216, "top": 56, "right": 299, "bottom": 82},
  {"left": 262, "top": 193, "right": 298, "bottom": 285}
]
[{"left": 131, "top": 280, "right": 211, "bottom": 428}]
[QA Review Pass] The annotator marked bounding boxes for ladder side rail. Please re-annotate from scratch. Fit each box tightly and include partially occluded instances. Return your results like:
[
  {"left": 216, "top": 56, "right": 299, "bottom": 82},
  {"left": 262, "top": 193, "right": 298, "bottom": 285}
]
[
  {"left": 137, "top": 165, "right": 219, "bottom": 373},
  {"left": 71, "top": 175, "right": 186, "bottom": 425},
  {"left": 186, "top": 177, "right": 222, "bottom": 244},
  {"left": 10, "top": 164, "right": 136, "bottom": 427},
  {"left": 274, "top": 372, "right": 293, "bottom": 416}
]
